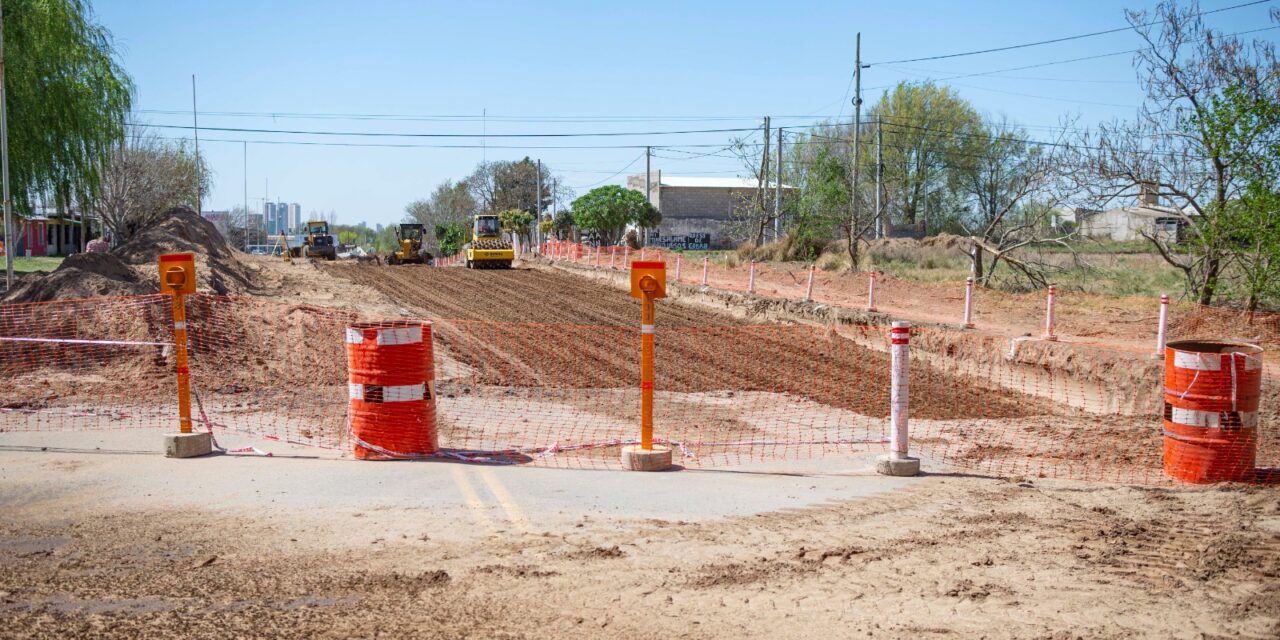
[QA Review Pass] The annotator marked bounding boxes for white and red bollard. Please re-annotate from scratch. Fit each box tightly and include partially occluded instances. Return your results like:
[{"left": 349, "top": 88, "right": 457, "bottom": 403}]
[
  {"left": 674, "top": 254, "right": 682, "bottom": 282},
  {"left": 701, "top": 256, "right": 709, "bottom": 286},
  {"left": 747, "top": 260, "right": 757, "bottom": 294},
  {"left": 867, "top": 271, "right": 878, "bottom": 312},
  {"left": 804, "top": 264, "right": 816, "bottom": 302},
  {"left": 878, "top": 321, "right": 919, "bottom": 476},
  {"left": 640, "top": 247, "right": 647, "bottom": 261},
  {"left": 1044, "top": 285, "right": 1058, "bottom": 341},
  {"left": 610, "top": 247, "right": 617, "bottom": 269},
  {"left": 963, "top": 277, "right": 975, "bottom": 328},
  {"left": 594, "top": 247, "right": 601, "bottom": 268},
  {"left": 1153, "top": 293, "right": 1169, "bottom": 359}
]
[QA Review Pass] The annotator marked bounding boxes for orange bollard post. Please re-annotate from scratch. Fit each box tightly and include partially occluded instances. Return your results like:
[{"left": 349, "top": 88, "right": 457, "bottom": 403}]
[
  {"left": 623, "top": 261, "right": 672, "bottom": 471},
  {"left": 158, "top": 253, "right": 211, "bottom": 458}
]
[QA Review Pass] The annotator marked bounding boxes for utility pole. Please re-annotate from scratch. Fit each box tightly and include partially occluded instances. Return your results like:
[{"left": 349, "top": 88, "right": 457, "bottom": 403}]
[
  {"left": 850, "top": 33, "right": 863, "bottom": 253},
  {"left": 774, "top": 126, "right": 783, "bottom": 242},
  {"left": 761, "top": 116, "right": 770, "bottom": 244},
  {"left": 875, "top": 116, "right": 883, "bottom": 239},
  {"left": 192, "top": 75, "right": 201, "bottom": 215},
  {"left": 243, "top": 141, "right": 248, "bottom": 249},
  {"left": 0, "top": 0, "right": 12, "bottom": 290},
  {"left": 536, "top": 159, "right": 543, "bottom": 249}
]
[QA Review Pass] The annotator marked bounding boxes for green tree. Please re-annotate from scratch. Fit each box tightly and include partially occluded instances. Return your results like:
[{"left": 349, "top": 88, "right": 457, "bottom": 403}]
[
  {"left": 793, "top": 144, "right": 849, "bottom": 261},
  {"left": 570, "top": 185, "right": 658, "bottom": 245},
  {"left": 498, "top": 208, "right": 534, "bottom": 247},
  {"left": 432, "top": 222, "right": 467, "bottom": 256},
  {"left": 93, "top": 133, "right": 209, "bottom": 244},
  {"left": 866, "top": 82, "right": 983, "bottom": 231},
  {"left": 6, "top": 0, "right": 133, "bottom": 214},
  {"left": 552, "top": 209, "right": 575, "bottom": 241}
]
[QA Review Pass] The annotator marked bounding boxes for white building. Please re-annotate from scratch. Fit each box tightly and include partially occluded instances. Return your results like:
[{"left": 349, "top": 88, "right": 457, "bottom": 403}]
[{"left": 1076, "top": 187, "right": 1188, "bottom": 243}]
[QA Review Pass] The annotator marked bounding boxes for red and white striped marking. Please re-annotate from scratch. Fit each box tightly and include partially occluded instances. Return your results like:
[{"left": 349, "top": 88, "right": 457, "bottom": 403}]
[
  {"left": 889, "top": 321, "right": 910, "bottom": 459},
  {"left": 345, "top": 326, "right": 423, "bottom": 346},
  {"left": 1043, "top": 285, "right": 1057, "bottom": 341},
  {"left": 1167, "top": 406, "right": 1259, "bottom": 429},
  {"left": 348, "top": 382, "right": 427, "bottom": 402},
  {"left": 1154, "top": 294, "right": 1169, "bottom": 356},
  {"left": 963, "top": 277, "right": 974, "bottom": 328},
  {"left": 867, "top": 272, "right": 878, "bottom": 312}
]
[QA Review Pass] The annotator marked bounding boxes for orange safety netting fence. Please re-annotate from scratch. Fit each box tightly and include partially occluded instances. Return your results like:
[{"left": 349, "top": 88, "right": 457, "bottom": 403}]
[
  {"left": 537, "top": 240, "right": 1280, "bottom": 351},
  {"left": 1, "top": 292, "right": 1275, "bottom": 483}
]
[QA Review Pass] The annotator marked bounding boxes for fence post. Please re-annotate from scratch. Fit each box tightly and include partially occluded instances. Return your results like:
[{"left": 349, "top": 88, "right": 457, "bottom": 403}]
[
  {"left": 158, "top": 253, "right": 211, "bottom": 458},
  {"left": 674, "top": 254, "right": 682, "bottom": 282},
  {"left": 804, "top": 264, "right": 815, "bottom": 302},
  {"left": 1044, "top": 285, "right": 1058, "bottom": 341},
  {"left": 1153, "top": 293, "right": 1169, "bottom": 358},
  {"left": 963, "top": 277, "right": 975, "bottom": 328},
  {"left": 867, "top": 271, "right": 878, "bottom": 312},
  {"left": 747, "top": 260, "right": 757, "bottom": 294},
  {"left": 624, "top": 246, "right": 630, "bottom": 268},
  {"left": 877, "top": 321, "right": 919, "bottom": 476},
  {"left": 702, "top": 256, "right": 709, "bottom": 286}
]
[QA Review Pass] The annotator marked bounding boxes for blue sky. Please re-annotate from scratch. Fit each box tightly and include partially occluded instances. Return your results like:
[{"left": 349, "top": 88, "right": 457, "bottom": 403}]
[{"left": 95, "top": 0, "right": 1277, "bottom": 227}]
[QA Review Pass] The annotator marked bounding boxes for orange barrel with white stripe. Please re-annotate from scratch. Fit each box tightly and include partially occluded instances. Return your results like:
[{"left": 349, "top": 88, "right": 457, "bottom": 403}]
[
  {"left": 1162, "top": 339, "right": 1263, "bottom": 483},
  {"left": 345, "top": 321, "right": 437, "bottom": 460}
]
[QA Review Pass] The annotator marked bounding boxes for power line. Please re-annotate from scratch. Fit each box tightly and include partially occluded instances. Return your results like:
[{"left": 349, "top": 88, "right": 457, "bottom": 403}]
[
  {"left": 135, "top": 109, "right": 837, "bottom": 124},
  {"left": 866, "top": 25, "right": 1280, "bottom": 91},
  {"left": 568, "top": 152, "right": 647, "bottom": 190},
  {"left": 866, "top": 0, "right": 1273, "bottom": 66},
  {"left": 136, "top": 122, "right": 763, "bottom": 139}
]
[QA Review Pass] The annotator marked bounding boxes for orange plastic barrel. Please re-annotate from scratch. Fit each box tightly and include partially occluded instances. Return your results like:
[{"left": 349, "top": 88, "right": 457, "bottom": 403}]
[
  {"left": 345, "top": 321, "right": 437, "bottom": 460},
  {"left": 1162, "top": 339, "right": 1263, "bottom": 483}
]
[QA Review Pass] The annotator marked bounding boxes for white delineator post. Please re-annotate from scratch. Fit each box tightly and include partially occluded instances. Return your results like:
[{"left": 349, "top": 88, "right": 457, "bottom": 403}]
[
  {"left": 594, "top": 247, "right": 600, "bottom": 268},
  {"left": 877, "top": 321, "right": 920, "bottom": 476},
  {"left": 701, "top": 256, "right": 709, "bottom": 286},
  {"left": 747, "top": 260, "right": 757, "bottom": 294},
  {"left": 610, "top": 246, "right": 616, "bottom": 269},
  {"left": 624, "top": 246, "right": 630, "bottom": 268},
  {"left": 867, "top": 271, "right": 878, "bottom": 312},
  {"left": 1153, "top": 293, "right": 1169, "bottom": 358},
  {"left": 804, "top": 264, "right": 816, "bottom": 302},
  {"left": 963, "top": 277, "right": 975, "bottom": 328},
  {"left": 1044, "top": 285, "right": 1058, "bottom": 341},
  {"left": 674, "top": 254, "right": 682, "bottom": 282}
]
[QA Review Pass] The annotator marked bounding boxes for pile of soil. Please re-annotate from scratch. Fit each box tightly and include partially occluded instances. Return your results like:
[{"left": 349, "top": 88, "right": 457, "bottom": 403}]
[
  {"left": 2, "top": 207, "right": 261, "bottom": 303},
  {"left": 0, "top": 252, "right": 152, "bottom": 303}
]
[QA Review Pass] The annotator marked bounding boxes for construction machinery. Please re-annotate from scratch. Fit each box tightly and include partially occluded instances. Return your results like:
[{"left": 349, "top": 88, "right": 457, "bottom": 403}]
[
  {"left": 463, "top": 214, "right": 514, "bottom": 269},
  {"left": 387, "top": 223, "right": 433, "bottom": 265},
  {"left": 298, "top": 220, "right": 337, "bottom": 261}
]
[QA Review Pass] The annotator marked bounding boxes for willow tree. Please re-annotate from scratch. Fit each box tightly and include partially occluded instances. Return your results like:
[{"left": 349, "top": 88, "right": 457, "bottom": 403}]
[{"left": 5, "top": 0, "right": 132, "bottom": 217}]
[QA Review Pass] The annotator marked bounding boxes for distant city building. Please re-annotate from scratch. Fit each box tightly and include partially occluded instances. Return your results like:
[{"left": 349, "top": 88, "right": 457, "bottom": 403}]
[
  {"left": 288, "top": 203, "right": 302, "bottom": 231},
  {"left": 375, "top": 223, "right": 384, "bottom": 234},
  {"left": 263, "top": 202, "right": 278, "bottom": 235}
]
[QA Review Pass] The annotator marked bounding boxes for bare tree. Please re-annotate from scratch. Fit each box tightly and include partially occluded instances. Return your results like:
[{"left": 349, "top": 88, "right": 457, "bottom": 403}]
[
  {"left": 960, "top": 117, "right": 1072, "bottom": 288},
  {"left": 92, "top": 132, "right": 209, "bottom": 245},
  {"left": 1070, "top": 1, "right": 1279, "bottom": 304}
]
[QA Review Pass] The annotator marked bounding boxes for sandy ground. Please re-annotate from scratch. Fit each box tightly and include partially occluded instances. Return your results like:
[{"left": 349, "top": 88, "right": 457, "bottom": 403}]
[
  {"left": 3, "top": 255, "right": 1278, "bottom": 638},
  {"left": 1, "top": 430, "right": 1277, "bottom": 639}
]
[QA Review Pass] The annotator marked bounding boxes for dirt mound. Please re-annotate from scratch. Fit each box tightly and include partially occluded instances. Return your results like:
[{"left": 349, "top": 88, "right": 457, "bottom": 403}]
[
  {"left": 1, "top": 252, "right": 153, "bottom": 303},
  {"left": 921, "top": 232, "right": 970, "bottom": 251},
  {"left": 2, "top": 207, "right": 261, "bottom": 303},
  {"left": 114, "top": 207, "right": 259, "bottom": 295}
]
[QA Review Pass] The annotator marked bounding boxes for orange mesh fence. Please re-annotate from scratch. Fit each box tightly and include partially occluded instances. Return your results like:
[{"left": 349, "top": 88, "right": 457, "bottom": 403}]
[
  {"left": 2, "top": 291, "right": 1275, "bottom": 483},
  {"left": 0, "top": 295, "right": 178, "bottom": 432}
]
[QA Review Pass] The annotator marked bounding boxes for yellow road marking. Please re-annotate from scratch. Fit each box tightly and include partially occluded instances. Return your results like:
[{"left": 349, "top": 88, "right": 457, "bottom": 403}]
[
  {"left": 449, "top": 465, "right": 494, "bottom": 531},
  {"left": 477, "top": 467, "right": 531, "bottom": 533}
]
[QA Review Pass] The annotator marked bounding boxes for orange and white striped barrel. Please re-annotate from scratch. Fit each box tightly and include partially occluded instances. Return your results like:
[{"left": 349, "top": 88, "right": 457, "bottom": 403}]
[
  {"left": 1162, "top": 339, "right": 1263, "bottom": 483},
  {"left": 345, "top": 321, "right": 437, "bottom": 460}
]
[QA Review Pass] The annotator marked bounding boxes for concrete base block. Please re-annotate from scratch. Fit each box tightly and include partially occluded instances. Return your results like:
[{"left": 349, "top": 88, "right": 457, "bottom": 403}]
[
  {"left": 164, "top": 432, "right": 213, "bottom": 458},
  {"left": 621, "top": 445, "right": 673, "bottom": 472},
  {"left": 876, "top": 454, "right": 920, "bottom": 477}
]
